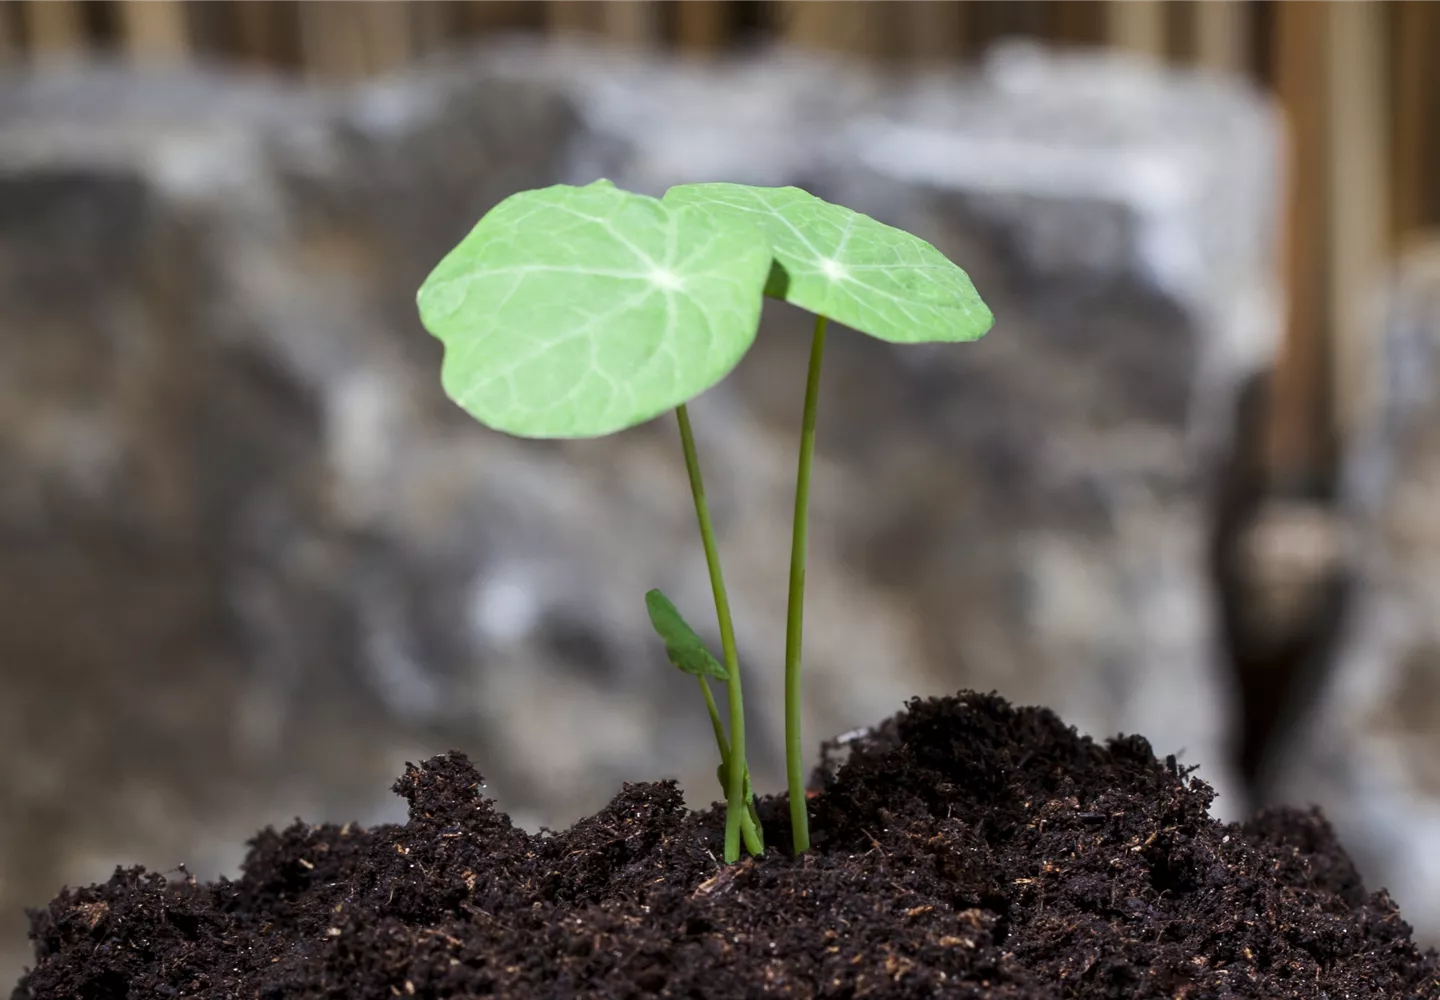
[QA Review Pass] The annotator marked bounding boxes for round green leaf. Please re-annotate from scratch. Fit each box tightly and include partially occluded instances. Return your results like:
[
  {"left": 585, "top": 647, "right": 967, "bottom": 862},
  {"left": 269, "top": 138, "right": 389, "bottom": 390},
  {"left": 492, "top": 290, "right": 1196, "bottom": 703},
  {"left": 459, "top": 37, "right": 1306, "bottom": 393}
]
[
  {"left": 663, "top": 182, "right": 993, "bottom": 345},
  {"left": 416, "top": 179, "right": 774, "bottom": 439}
]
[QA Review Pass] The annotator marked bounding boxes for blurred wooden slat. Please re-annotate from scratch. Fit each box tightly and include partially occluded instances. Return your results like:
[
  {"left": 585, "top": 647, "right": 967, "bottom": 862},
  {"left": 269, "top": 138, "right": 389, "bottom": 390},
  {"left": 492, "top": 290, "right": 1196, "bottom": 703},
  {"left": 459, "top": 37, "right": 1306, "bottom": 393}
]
[
  {"left": 1266, "top": 0, "right": 1330, "bottom": 491},
  {"left": 1047, "top": 0, "right": 1105, "bottom": 48},
  {"left": 298, "top": 1, "right": 349, "bottom": 79},
  {"left": 601, "top": 0, "right": 659, "bottom": 49},
  {"left": 1393, "top": 0, "right": 1436, "bottom": 242},
  {"left": 998, "top": 0, "right": 1047, "bottom": 41},
  {"left": 1192, "top": 0, "right": 1248, "bottom": 74},
  {"left": 962, "top": 0, "right": 1001, "bottom": 53},
  {"left": 674, "top": 0, "right": 728, "bottom": 55},
  {"left": 776, "top": 0, "right": 891, "bottom": 59},
  {"left": 359, "top": 0, "right": 416, "bottom": 72},
  {"left": 116, "top": 0, "right": 190, "bottom": 65},
  {"left": 1326, "top": 0, "right": 1389, "bottom": 445},
  {"left": 545, "top": 0, "right": 603, "bottom": 39},
  {"left": 965, "top": 0, "right": 1045, "bottom": 50},
  {"left": 1249, "top": 0, "right": 1276, "bottom": 87},
  {"left": 0, "top": 2, "right": 16, "bottom": 63},
  {"left": 1166, "top": 0, "right": 1194, "bottom": 60},
  {"left": 1106, "top": 0, "right": 1166, "bottom": 58},
  {"left": 409, "top": 0, "right": 457, "bottom": 55},
  {"left": 459, "top": 0, "right": 541, "bottom": 33},
  {"left": 21, "top": 0, "right": 85, "bottom": 60},
  {"left": 777, "top": 0, "right": 841, "bottom": 51},
  {"left": 901, "top": 0, "right": 966, "bottom": 64},
  {"left": 300, "top": 0, "right": 423, "bottom": 80},
  {"left": 231, "top": 0, "right": 280, "bottom": 65}
]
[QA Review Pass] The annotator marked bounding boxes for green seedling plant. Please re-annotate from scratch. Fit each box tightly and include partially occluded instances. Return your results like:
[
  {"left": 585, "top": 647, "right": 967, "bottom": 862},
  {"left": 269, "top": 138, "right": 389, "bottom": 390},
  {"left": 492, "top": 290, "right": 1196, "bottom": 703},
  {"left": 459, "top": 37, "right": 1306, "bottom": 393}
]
[
  {"left": 645, "top": 588, "right": 764, "bottom": 855},
  {"left": 417, "top": 178, "right": 992, "bottom": 863}
]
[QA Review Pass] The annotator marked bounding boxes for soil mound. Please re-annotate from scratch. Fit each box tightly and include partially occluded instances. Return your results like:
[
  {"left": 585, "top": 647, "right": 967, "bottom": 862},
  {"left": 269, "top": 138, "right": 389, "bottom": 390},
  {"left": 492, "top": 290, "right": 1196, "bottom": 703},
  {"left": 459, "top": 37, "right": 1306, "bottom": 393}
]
[{"left": 15, "top": 692, "right": 1438, "bottom": 998}]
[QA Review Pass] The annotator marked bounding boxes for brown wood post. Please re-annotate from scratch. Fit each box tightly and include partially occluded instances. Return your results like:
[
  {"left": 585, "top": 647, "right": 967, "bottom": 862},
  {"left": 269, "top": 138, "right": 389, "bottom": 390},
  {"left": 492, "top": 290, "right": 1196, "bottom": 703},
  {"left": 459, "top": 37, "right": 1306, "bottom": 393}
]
[
  {"left": 901, "top": 0, "right": 966, "bottom": 64},
  {"left": 230, "top": 0, "right": 283, "bottom": 68},
  {"left": 1047, "top": 0, "right": 1105, "bottom": 49},
  {"left": 675, "top": 0, "right": 729, "bottom": 55},
  {"left": 1393, "top": 0, "right": 1436, "bottom": 244},
  {"left": 1192, "top": 0, "right": 1249, "bottom": 74},
  {"left": 409, "top": 0, "right": 456, "bottom": 56},
  {"left": 358, "top": 0, "right": 417, "bottom": 73},
  {"left": 21, "top": 0, "right": 86, "bottom": 62},
  {"left": 1266, "top": 0, "right": 1330, "bottom": 491},
  {"left": 299, "top": 1, "right": 420, "bottom": 80},
  {"left": 1105, "top": 0, "right": 1167, "bottom": 58},
  {"left": 1326, "top": 0, "right": 1389, "bottom": 447},
  {"left": 1166, "top": 0, "right": 1194, "bottom": 59},
  {"left": 459, "top": 1, "right": 543, "bottom": 35},
  {"left": 117, "top": 0, "right": 192, "bottom": 65},
  {"left": 775, "top": 0, "right": 823, "bottom": 50},
  {"left": 0, "top": 2, "right": 17, "bottom": 63},
  {"left": 545, "top": 0, "right": 602, "bottom": 40},
  {"left": 777, "top": 0, "right": 875, "bottom": 57},
  {"left": 600, "top": 0, "right": 660, "bottom": 50}
]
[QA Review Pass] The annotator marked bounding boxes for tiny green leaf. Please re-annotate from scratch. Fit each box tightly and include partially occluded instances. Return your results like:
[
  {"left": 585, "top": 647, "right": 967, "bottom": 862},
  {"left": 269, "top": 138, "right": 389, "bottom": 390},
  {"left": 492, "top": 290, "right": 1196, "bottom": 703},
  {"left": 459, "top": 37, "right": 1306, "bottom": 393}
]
[
  {"left": 417, "top": 180, "right": 774, "bottom": 439},
  {"left": 716, "top": 763, "right": 755, "bottom": 804},
  {"left": 645, "top": 588, "right": 729, "bottom": 681},
  {"left": 663, "top": 182, "right": 994, "bottom": 345}
]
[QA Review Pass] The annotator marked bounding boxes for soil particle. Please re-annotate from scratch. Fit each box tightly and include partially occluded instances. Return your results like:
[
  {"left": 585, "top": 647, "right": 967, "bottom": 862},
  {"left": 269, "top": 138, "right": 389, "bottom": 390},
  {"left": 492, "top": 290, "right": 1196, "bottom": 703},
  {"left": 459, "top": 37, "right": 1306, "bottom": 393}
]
[{"left": 14, "top": 691, "right": 1440, "bottom": 998}]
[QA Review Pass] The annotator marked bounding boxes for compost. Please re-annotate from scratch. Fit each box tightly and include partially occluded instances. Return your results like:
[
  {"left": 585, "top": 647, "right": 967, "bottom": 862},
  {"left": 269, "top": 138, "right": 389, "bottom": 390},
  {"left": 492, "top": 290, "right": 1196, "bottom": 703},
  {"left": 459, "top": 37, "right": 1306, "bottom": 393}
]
[{"left": 14, "top": 691, "right": 1438, "bottom": 998}]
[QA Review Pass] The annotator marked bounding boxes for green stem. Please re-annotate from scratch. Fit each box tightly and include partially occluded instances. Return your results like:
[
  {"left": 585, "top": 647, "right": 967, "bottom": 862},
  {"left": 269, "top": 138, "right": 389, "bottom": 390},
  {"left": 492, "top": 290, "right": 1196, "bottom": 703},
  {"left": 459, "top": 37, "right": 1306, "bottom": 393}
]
[
  {"left": 698, "top": 678, "right": 764, "bottom": 855},
  {"left": 785, "top": 313, "right": 828, "bottom": 854},
  {"left": 675, "top": 403, "right": 748, "bottom": 863},
  {"left": 698, "top": 677, "right": 731, "bottom": 772}
]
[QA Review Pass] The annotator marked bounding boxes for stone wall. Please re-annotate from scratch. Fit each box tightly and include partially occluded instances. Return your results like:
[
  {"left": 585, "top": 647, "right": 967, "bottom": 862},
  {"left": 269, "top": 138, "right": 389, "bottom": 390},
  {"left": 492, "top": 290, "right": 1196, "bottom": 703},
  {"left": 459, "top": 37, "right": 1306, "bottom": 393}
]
[
  {"left": 0, "top": 41, "right": 1281, "bottom": 983},
  {"left": 1266, "top": 243, "right": 1440, "bottom": 941}
]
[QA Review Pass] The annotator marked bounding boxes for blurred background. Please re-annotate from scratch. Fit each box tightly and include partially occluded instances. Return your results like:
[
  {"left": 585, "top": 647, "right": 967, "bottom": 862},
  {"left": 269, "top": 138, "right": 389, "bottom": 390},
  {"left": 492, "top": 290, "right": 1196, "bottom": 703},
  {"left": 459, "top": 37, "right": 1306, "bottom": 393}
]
[{"left": 1, "top": 0, "right": 1439, "bottom": 985}]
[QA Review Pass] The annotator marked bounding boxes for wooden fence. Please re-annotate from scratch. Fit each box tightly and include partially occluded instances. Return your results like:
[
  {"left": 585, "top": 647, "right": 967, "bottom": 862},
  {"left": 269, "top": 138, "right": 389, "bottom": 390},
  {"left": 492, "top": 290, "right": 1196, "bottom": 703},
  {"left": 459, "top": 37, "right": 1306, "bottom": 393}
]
[{"left": 1, "top": 0, "right": 1437, "bottom": 498}]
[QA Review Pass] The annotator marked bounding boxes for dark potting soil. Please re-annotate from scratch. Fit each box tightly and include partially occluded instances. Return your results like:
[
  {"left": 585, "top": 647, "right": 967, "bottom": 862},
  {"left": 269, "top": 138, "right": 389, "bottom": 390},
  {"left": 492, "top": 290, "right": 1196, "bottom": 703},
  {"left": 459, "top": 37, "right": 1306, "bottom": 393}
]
[{"left": 14, "top": 691, "right": 1440, "bottom": 999}]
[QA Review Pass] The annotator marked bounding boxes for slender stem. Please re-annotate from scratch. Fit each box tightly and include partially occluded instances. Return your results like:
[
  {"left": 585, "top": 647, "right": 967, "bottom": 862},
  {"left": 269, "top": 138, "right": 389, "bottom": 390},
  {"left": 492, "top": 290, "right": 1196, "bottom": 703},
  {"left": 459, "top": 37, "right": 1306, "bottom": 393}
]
[
  {"left": 675, "top": 403, "right": 748, "bottom": 863},
  {"left": 785, "top": 313, "right": 829, "bottom": 854},
  {"left": 698, "top": 677, "right": 731, "bottom": 769},
  {"left": 698, "top": 678, "right": 764, "bottom": 855}
]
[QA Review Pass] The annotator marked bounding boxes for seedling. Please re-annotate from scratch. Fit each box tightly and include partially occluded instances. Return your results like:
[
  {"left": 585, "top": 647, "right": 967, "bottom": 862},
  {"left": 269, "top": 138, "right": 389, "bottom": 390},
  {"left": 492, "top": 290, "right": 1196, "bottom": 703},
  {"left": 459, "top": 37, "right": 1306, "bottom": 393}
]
[
  {"left": 645, "top": 588, "right": 764, "bottom": 854},
  {"left": 417, "top": 179, "right": 992, "bottom": 862}
]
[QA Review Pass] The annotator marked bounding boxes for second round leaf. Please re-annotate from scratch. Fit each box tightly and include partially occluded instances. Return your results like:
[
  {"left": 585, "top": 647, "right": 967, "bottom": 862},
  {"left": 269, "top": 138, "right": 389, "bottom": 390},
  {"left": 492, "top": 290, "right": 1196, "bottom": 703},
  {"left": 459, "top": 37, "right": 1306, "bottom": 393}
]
[{"left": 664, "top": 182, "right": 994, "bottom": 346}]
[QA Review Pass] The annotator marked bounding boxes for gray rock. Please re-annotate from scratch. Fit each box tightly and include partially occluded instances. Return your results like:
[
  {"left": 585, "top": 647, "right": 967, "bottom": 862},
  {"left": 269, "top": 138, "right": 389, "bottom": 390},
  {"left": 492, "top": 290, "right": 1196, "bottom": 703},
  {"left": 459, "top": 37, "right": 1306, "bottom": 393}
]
[
  {"left": 0, "top": 42, "right": 1281, "bottom": 983},
  {"left": 1267, "top": 243, "right": 1440, "bottom": 942}
]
